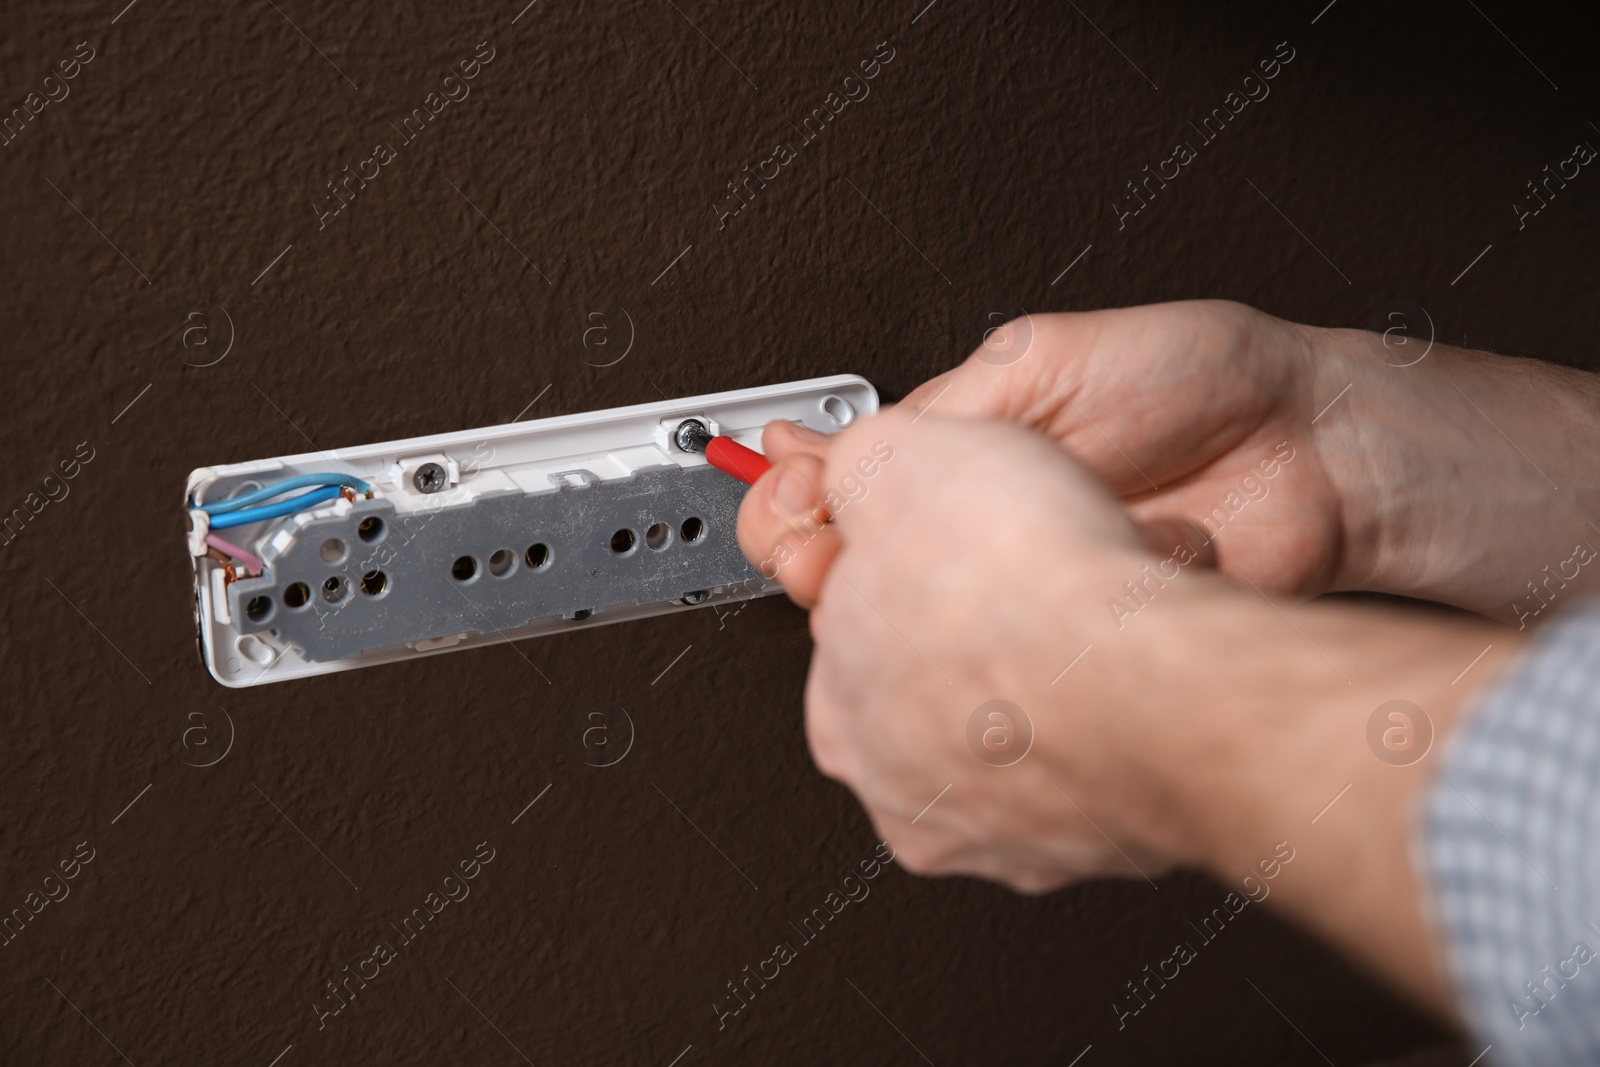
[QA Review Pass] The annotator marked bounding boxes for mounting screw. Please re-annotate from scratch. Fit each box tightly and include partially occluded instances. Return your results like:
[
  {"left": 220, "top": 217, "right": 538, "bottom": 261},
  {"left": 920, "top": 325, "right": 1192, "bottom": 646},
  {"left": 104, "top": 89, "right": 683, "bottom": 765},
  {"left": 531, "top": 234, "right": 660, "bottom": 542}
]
[
  {"left": 673, "top": 419, "right": 712, "bottom": 454},
  {"left": 681, "top": 590, "right": 710, "bottom": 604},
  {"left": 413, "top": 462, "right": 448, "bottom": 494}
]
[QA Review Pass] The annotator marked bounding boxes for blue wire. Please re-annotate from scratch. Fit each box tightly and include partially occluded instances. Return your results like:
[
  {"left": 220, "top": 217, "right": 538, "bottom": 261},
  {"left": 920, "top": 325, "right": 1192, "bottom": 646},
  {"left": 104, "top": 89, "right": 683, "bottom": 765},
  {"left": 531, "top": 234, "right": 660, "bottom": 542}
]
[
  {"left": 206, "top": 486, "right": 344, "bottom": 530},
  {"left": 200, "top": 472, "right": 370, "bottom": 515}
]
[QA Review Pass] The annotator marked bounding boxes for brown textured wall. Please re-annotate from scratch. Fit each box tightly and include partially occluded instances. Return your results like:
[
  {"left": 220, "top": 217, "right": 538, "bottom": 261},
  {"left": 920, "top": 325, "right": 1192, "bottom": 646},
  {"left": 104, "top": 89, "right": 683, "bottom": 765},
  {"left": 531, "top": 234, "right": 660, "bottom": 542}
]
[{"left": 2, "top": 0, "right": 1597, "bottom": 1063}]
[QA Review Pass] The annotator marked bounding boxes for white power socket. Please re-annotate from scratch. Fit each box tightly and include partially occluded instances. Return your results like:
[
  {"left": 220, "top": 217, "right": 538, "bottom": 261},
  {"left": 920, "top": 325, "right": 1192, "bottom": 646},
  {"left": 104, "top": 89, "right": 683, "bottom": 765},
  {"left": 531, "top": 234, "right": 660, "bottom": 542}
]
[{"left": 186, "top": 375, "right": 878, "bottom": 687}]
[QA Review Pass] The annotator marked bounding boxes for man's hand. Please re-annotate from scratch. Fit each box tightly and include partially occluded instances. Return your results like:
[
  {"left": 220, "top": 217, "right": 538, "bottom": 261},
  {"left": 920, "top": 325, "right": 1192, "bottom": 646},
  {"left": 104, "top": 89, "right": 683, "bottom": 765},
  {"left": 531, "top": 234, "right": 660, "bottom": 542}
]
[
  {"left": 743, "top": 299, "right": 1600, "bottom": 623},
  {"left": 738, "top": 406, "right": 1337, "bottom": 897},
  {"left": 768, "top": 407, "right": 1184, "bottom": 891},
  {"left": 740, "top": 301, "right": 1349, "bottom": 607}
]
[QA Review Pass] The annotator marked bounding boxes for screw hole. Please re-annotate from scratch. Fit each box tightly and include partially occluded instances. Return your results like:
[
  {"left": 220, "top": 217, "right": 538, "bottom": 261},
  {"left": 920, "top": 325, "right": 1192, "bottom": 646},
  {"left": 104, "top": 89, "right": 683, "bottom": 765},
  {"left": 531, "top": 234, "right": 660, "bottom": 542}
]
[
  {"left": 283, "top": 582, "right": 310, "bottom": 609},
  {"left": 572, "top": 609, "right": 592, "bottom": 621},
  {"left": 236, "top": 634, "right": 274, "bottom": 666},
  {"left": 645, "top": 522, "right": 671, "bottom": 550},
  {"left": 610, "top": 528, "right": 636, "bottom": 554},
  {"left": 320, "top": 538, "right": 347, "bottom": 563},
  {"left": 525, "top": 543, "right": 551, "bottom": 570},
  {"left": 680, "top": 517, "right": 705, "bottom": 543},
  {"left": 245, "top": 595, "right": 274, "bottom": 622},
  {"left": 821, "top": 394, "right": 855, "bottom": 426},
  {"left": 451, "top": 555, "right": 478, "bottom": 582},
  {"left": 358, "top": 516, "right": 385, "bottom": 543},
  {"left": 360, "top": 570, "right": 387, "bottom": 596},
  {"left": 489, "top": 549, "right": 515, "bottom": 577},
  {"left": 322, "top": 575, "right": 350, "bottom": 604}
]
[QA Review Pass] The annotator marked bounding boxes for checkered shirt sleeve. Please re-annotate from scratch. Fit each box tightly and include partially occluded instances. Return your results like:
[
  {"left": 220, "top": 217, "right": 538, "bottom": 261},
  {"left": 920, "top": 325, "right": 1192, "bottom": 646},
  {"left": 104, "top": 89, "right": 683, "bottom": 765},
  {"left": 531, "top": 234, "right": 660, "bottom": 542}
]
[{"left": 1425, "top": 602, "right": 1600, "bottom": 1066}]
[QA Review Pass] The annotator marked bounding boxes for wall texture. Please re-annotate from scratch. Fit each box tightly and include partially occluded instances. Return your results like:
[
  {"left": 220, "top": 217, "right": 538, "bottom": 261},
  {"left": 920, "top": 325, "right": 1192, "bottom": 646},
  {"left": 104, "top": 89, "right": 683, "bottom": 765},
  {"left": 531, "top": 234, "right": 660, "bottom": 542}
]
[{"left": 2, "top": 0, "right": 1597, "bottom": 1063}]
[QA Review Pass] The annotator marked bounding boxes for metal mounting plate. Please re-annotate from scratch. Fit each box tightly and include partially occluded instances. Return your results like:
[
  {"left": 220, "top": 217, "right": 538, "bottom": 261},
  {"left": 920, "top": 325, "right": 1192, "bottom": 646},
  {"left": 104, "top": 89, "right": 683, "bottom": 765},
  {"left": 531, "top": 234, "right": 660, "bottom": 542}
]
[{"left": 227, "top": 463, "right": 752, "bottom": 662}]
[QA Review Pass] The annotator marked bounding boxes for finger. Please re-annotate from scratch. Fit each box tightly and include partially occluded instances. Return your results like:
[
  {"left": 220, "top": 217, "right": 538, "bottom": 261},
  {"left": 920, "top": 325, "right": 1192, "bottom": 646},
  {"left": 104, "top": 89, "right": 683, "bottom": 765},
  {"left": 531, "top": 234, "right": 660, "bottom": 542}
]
[
  {"left": 736, "top": 452, "right": 843, "bottom": 609},
  {"left": 762, "top": 418, "right": 833, "bottom": 463},
  {"left": 1137, "top": 516, "right": 1218, "bottom": 570}
]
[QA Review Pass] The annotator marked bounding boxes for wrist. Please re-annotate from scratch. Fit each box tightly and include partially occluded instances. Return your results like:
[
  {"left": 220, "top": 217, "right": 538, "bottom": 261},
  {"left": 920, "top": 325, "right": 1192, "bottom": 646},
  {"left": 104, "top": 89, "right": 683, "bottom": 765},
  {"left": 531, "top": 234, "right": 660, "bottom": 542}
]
[
  {"left": 1302, "top": 322, "right": 1600, "bottom": 617},
  {"left": 1060, "top": 572, "right": 1291, "bottom": 868},
  {"left": 1147, "top": 586, "right": 1527, "bottom": 1011},
  {"left": 1123, "top": 580, "right": 1313, "bottom": 866}
]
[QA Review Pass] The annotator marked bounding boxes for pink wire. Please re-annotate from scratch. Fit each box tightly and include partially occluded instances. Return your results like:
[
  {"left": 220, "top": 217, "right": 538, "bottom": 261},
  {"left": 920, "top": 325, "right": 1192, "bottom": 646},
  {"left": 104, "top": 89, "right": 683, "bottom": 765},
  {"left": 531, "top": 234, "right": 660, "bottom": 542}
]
[{"left": 205, "top": 533, "right": 263, "bottom": 575}]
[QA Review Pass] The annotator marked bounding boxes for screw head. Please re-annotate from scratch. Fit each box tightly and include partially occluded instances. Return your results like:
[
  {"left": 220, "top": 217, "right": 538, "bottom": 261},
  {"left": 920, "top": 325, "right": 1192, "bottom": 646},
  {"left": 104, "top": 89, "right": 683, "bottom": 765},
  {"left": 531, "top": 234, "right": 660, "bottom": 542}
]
[
  {"left": 681, "top": 590, "right": 710, "bottom": 605},
  {"left": 413, "top": 462, "right": 448, "bottom": 493},
  {"left": 673, "top": 419, "right": 710, "bottom": 454}
]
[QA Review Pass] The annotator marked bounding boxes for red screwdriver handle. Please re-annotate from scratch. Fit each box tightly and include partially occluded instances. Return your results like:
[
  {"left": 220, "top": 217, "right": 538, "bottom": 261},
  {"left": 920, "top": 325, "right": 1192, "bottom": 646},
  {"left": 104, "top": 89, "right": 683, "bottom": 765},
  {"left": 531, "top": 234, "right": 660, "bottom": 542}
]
[{"left": 705, "top": 436, "right": 772, "bottom": 486}]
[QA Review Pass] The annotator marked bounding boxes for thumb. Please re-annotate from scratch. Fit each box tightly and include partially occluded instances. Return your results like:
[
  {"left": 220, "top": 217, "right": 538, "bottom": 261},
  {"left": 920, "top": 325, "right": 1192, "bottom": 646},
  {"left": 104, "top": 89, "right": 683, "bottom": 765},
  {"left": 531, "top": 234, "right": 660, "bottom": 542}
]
[
  {"left": 737, "top": 451, "right": 843, "bottom": 609},
  {"left": 762, "top": 418, "right": 834, "bottom": 463}
]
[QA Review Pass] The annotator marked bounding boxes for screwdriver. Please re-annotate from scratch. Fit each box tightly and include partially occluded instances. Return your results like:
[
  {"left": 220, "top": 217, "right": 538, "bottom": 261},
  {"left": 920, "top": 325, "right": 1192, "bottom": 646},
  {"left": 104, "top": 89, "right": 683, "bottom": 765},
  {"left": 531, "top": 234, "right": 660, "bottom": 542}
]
[{"left": 674, "top": 419, "right": 772, "bottom": 485}]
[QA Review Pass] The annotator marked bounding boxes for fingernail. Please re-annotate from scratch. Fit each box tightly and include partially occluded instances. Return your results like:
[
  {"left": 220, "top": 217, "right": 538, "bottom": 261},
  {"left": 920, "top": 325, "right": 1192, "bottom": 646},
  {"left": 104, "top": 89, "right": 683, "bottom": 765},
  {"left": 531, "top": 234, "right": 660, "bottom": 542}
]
[
  {"left": 773, "top": 465, "right": 817, "bottom": 518},
  {"left": 786, "top": 420, "right": 828, "bottom": 443}
]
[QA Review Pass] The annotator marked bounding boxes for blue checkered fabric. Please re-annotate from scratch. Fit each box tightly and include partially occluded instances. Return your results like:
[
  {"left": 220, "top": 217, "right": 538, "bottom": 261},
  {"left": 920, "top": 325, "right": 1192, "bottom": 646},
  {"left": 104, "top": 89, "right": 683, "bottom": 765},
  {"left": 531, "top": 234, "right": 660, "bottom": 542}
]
[{"left": 1425, "top": 602, "right": 1600, "bottom": 1066}]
